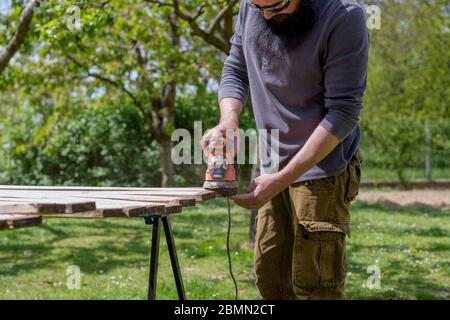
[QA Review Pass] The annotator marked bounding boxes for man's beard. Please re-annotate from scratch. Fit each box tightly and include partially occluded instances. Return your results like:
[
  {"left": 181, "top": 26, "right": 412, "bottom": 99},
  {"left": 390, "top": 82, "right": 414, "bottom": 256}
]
[{"left": 253, "top": 0, "right": 317, "bottom": 63}]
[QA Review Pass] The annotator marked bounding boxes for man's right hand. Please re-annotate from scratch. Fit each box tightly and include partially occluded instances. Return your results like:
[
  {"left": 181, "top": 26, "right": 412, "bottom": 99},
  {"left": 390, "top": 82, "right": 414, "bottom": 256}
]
[
  {"left": 200, "top": 125, "right": 226, "bottom": 153},
  {"left": 201, "top": 124, "right": 239, "bottom": 156},
  {"left": 201, "top": 97, "right": 244, "bottom": 156}
]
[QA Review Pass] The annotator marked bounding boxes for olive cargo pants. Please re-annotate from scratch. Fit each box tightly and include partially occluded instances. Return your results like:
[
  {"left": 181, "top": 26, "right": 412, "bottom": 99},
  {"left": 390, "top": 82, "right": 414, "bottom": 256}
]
[{"left": 254, "top": 149, "right": 363, "bottom": 300}]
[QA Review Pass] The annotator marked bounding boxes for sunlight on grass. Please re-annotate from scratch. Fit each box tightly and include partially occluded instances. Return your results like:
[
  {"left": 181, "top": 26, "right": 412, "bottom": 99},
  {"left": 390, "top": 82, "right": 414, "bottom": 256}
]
[{"left": 0, "top": 198, "right": 448, "bottom": 300}]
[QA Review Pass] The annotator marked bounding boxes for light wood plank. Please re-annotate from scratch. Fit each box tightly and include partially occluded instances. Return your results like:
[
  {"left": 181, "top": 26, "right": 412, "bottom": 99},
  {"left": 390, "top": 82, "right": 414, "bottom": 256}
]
[
  {"left": 0, "top": 197, "right": 179, "bottom": 219},
  {"left": 0, "top": 187, "right": 202, "bottom": 220},
  {"left": 0, "top": 198, "right": 96, "bottom": 214},
  {"left": 65, "top": 193, "right": 195, "bottom": 207},
  {"left": 0, "top": 186, "right": 216, "bottom": 201},
  {"left": 0, "top": 190, "right": 195, "bottom": 207}
]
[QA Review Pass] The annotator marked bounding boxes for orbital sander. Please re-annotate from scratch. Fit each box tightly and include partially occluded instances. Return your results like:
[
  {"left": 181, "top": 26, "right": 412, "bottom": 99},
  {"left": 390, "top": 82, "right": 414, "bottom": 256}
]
[
  {"left": 203, "top": 133, "right": 240, "bottom": 299},
  {"left": 203, "top": 135, "right": 238, "bottom": 197}
]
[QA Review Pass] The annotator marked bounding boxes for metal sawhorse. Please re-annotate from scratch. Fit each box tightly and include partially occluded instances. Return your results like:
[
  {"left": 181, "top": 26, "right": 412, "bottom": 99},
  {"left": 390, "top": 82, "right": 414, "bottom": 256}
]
[{"left": 145, "top": 215, "right": 186, "bottom": 300}]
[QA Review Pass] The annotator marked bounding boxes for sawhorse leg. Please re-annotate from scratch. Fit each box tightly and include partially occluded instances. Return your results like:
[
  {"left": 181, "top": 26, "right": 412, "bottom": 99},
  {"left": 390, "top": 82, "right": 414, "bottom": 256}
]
[
  {"left": 147, "top": 216, "right": 160, "bottom": 300},
  {"left": 146, "top": 215, "right": 186, "bottom": 300}
]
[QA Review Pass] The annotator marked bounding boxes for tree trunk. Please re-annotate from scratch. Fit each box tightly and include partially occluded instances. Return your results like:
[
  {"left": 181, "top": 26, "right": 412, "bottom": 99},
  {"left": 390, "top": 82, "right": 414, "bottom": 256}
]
[
  {"left": 159, "top": 135, "right": 175, "bottom": 187},
  {"left": 156, "top": 14, "right": 178, "bottom": 188}
]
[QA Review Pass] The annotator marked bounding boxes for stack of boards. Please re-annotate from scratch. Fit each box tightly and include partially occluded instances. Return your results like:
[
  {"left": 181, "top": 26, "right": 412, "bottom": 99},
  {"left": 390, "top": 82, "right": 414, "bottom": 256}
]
[{"left": 0, "top": 186, "right": 216, "bottom": 231}]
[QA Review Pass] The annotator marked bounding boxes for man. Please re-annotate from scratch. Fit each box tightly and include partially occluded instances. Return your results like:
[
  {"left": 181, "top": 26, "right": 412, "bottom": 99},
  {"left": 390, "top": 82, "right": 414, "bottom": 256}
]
[{"left": 201, "top": 0, "right": 369, "bottom": 299}]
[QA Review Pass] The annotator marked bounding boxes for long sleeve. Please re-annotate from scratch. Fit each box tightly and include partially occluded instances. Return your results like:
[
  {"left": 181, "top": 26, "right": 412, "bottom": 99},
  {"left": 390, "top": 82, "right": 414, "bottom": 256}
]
[
  {"left": 319, "top": 5, "right": 370, "bottom": 141},
  {"left": 218, "top": 1, "right": 250, "bottom": 105}
]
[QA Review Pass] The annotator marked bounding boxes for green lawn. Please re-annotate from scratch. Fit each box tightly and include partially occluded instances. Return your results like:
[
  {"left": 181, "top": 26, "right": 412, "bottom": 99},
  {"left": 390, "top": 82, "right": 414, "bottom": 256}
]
[
  {"left": 0, "top": 197, "right": 449, "bottom": 300},
  {"left": 361, "top": 166, "right": 450, "bottom": 181}
]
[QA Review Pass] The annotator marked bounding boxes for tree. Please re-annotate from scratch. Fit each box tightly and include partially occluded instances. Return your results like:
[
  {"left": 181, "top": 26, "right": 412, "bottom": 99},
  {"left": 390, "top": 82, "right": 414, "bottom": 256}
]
[
  {"left": 1, "top": 0, "right": 249, "bottom": 187},
  {"left": 362, "top": 0, "right": 449, "bottom": 185},
  {"left": 0, "top": 0, "right": 39, "bottom": 75},
  {"left": 22, "top": 0, "right": 214, "bottom": 186},
  {"left": 145, "top": 0, "right": 238, "bottom": 54}
]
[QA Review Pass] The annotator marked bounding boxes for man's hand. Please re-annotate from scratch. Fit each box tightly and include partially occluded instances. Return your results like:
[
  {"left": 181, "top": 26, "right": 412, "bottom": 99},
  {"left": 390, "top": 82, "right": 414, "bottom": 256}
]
[
  {"left": 201, "top": 126, "right": 226, "bottom": 153},
  {"left": 231, "top": 173, "right": 287, "bottom": 209},
  {"left": 201, "top": 97, "right": 243, "bottom": 154},
  {"left": 201, "top": 124, "right": 240, "bottom": 157},
  {"left": 231, "top": 125, "right": 341, "bottom": 210}
]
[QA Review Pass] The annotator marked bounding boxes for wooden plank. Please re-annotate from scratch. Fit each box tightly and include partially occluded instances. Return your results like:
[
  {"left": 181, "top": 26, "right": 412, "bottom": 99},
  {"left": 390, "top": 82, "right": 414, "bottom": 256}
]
[
  {"left": 0, "top": 186, "right": 216, "bottom": 201},
  {"left": 163, "top": 203, "right": 183, "bottom": 214},
  {"left": 0, "top": 202, "right": 64, "bottom": 215},
  {"left": 0, "top": 190, "right": 196, "bottom": 207},
  {"left": 0, "top": 198, "right": 96, "bottom": 215},
  {"left": 93, "top": 199, "right": 166, "bottom": 217},
  {"left": 45, "top": 202, "right": 181, "bottom": 219},
  {"left": 0, "top": 196, "right": 179, "bottom": 219},
  {"left": 0, "top": 198, "right": 95, "bottom": 214},
  {"left": 0, "top": 214, "right": 42, "bottom": 230},
  {"left": 88, "top": 191, "right": 209, "bottom": 202},
  {"left": 65, "top": 193, "right": 195, "bottom": 207},
  {"left": 0, "top": 198, "right": 167, "bottom": 218},
  {"left": 92, "top": 199, "right": 181, "bottom": 217}
]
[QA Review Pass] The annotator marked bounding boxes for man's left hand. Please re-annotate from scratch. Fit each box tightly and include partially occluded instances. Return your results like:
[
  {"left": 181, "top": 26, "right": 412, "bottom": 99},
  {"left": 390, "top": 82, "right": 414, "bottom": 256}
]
[{"left": 231, "top": 174, "right": 287, "bottom": 209}]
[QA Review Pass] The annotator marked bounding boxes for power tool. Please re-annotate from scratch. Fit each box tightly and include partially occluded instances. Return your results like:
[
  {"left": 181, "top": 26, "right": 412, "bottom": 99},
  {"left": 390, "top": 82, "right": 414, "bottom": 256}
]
[
  {"left": 203, "top": 135, "right": 238, "bottom": 197},
  {"left": 203, "top": 134, "right": 240, "bottom": 299}
]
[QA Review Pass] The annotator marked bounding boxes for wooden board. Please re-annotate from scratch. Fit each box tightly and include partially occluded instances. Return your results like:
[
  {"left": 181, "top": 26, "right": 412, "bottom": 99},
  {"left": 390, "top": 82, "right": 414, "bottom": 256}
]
[
  {"left": 0, "top": 197, "right": 176, "bottom": 218},
  {"left": 0, "top": 198, "right": 96, "bottom": 215},
  {"left": 46, "top": 202, "right": 182, "bottom": 219},
  {"left": 76, "top": 198, "right": 173, "bottom": 217},
  {"left": 0, "top": 190, "right": 196, "bottom": 207},
  {"left": 0, "top": 214, "right": 42, "bottom": 230},
  {"left": 0, "top": 186, "right": 214, "bottom": 220},
  {"left": 0, "top": 186, "right": 216, "bottom": 201}
]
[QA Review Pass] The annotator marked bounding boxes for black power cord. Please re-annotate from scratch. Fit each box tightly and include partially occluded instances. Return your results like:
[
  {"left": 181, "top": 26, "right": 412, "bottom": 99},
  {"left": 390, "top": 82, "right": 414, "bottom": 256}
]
[{"left": 226, "top": 197, "right": 238, "bottom": 300}]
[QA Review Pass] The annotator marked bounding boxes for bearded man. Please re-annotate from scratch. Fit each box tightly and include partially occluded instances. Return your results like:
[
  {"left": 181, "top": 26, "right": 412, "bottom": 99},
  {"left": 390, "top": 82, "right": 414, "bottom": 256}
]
[{"left": 201, "top": 0, "right": 369, "bottom": 300}]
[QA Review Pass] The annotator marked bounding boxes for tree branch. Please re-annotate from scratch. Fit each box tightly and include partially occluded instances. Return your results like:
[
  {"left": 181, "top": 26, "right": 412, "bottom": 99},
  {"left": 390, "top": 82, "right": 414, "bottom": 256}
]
[
  {"left": 0, "top": 0, "right": 39, "bottom": 75},
  {"left": 207, "top": 0, "right": 237, "bottom": 35},
  {"left": 132, "top": 40, "right": 158, "bottom": 111},
  {"left": 66, "top": 55, "right": 159, "bottom": 138},
  {"left": 67, "top": 55, "right": 134, "bottom": 102},
  {"left": 144, "top": 0, "right": 238, "bottom": 54}
]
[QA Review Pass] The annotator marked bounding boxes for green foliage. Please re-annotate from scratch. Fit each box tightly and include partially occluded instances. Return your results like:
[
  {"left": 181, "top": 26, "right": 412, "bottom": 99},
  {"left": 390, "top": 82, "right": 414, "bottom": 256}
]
[
  {"left": 173, "top": 87, "right": 256, "bottom": 187},
  {"left": 361, "top": 0, "right": 450, "bottom": 181},
  {"left": 0, "top": 0, "right": 448, "bottom": 187},
  {"left": 0, "top": 100, "right": 161, "bottom": 186}
]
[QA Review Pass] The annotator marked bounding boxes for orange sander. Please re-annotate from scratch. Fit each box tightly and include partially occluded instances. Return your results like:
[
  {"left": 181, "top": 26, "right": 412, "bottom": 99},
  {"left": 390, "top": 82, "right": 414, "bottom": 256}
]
[{"left": 203, "top": 135, "right": 238, "bottom": 197}]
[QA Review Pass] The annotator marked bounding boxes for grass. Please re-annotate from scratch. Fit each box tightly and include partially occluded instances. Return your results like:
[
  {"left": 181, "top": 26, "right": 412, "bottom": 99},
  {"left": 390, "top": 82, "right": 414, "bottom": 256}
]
[
  {"left": 0, "top": 197, "right": 449, "bottom": 300},
  {"left": 361, "top": 167, "right": 450, "bottom": 181}
]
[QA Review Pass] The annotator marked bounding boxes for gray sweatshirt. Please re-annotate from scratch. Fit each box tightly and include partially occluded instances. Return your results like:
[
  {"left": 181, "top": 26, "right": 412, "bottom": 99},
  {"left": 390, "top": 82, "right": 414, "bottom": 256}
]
[{"left": 218, "top": 0, "right": 370, "bottom": 182}]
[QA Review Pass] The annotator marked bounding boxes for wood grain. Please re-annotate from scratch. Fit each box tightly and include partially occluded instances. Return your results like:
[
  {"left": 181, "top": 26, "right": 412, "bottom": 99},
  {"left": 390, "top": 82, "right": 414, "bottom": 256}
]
[
  {"left": 0, "top": 198, "right": 96, "bottom": 214},
  {"left": 0, "top": 186, "right": 216, "bottom": 201},
  {"left": 0, "top": 214, "right": 42, "bottom": 230},
  {"left": 0, "top": 190, "right": 196, "bottom": 207},
  {"left": 0, "top": 186, "right": 213, "bottom": 220}
]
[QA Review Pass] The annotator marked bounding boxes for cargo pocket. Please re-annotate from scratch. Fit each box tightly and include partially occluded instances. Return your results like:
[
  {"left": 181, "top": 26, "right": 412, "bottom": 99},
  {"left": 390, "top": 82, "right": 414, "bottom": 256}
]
[
  {"left": 290, "top": 175, "right": 351, "bottom": 228},
  {"left": 290, "top": 176, "right": 336, "bottom": 223},
  {"left": 345, "top": 150, "right": 363, "bottom": 204},
  {"left": 293, "top": 225, "right": 346, "bottom": 289}
]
